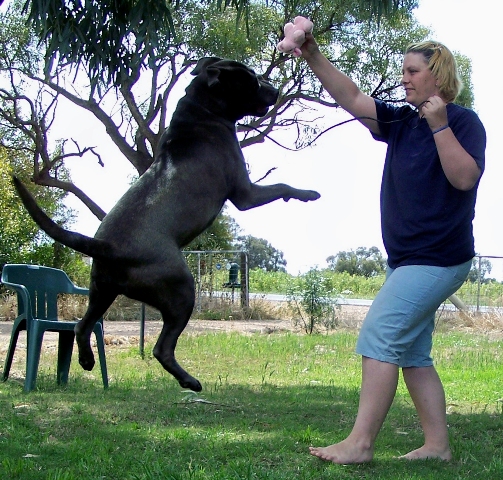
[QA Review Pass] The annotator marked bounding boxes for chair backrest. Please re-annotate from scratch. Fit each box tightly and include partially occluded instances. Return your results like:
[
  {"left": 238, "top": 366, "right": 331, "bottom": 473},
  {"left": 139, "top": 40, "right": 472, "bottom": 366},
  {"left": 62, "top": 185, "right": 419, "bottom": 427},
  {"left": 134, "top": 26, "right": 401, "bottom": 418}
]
[{"left": 1, "top": 264, "right": 79, "bottom": 320}]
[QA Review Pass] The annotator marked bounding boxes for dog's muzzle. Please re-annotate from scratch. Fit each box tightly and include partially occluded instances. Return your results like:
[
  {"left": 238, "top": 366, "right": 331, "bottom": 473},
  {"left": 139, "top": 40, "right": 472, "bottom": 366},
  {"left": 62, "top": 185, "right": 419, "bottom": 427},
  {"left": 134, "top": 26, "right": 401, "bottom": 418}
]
[{"left": 257, "top": 82, "right": 279, "bottom": 115}]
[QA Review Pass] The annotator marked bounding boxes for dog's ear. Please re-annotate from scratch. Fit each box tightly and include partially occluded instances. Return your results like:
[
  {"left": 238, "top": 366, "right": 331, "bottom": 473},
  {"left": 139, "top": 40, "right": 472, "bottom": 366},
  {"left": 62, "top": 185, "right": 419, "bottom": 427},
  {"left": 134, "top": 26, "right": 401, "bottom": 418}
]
[
  {"left": 191, "top": 57, "right": 222, "bottom": 76},
  {"left": 206, "top": 63, "right": 259, "bottom": 90},
  {"left": 206, "top": 65, "right": 222, "bottom": 87}
]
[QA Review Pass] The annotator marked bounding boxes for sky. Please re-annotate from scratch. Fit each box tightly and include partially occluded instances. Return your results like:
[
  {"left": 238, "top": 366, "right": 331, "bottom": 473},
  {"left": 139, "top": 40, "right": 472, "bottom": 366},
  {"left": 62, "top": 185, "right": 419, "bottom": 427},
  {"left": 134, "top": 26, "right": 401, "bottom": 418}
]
[{"left": 18, "top": 0, "right": 503, "bottom": 278}]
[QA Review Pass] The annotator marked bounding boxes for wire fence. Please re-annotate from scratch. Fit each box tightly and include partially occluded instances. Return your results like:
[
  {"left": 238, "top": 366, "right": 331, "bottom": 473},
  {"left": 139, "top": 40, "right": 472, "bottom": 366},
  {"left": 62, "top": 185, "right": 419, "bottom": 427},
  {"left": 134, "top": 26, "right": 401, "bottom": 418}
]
[
  {"left": 3, "top": 254, "right": 500, "bottom": 325},
  {"left": 454, "top": 255, "right": 503, "bottom": 313},
  {"left": 184, "top": 250, "right": 249, "bottom": 311},
  {"left": 156, "top": 252, "right": 503, "bottom": 315},
  {"left": 181, "top": 253, "right": 503, "bottom": 315}
]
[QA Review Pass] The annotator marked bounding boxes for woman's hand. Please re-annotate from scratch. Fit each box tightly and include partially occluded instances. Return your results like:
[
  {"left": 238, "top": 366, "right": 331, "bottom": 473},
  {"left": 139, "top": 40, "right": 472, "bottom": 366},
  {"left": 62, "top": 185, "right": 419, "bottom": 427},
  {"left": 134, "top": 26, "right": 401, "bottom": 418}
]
[
  {"left": 422, "top": 95, "right": 448, "bottom": 132},
  {"left": 299, "top": 33, "right": 320, "bottom": 60},
  {"left": 423, "top": 96, "right": 481, "bottom": 190}
]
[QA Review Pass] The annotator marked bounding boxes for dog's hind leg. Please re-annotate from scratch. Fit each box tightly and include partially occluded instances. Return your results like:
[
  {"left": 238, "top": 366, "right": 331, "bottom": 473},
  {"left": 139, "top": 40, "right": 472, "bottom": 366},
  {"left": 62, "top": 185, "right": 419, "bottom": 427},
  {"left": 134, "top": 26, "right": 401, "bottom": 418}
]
[
  {"left": 75, "top": 288, "right": 117, "bottom": 371},
  {"left": 152, "top": 268, "right": 202, "bottom": 392}
]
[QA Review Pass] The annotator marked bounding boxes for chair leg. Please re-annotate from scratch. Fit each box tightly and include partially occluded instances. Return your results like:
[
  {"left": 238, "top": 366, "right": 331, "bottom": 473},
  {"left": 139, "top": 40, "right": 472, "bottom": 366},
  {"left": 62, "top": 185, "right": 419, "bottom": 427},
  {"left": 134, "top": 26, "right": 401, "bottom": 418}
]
[
  {"left": 25, "top": 322, "right": 45, "bottom": 392},
  {"left": 57, "top": 331, "right": 75, "bottom": 386},
  {"left": 2, "top": 319, "right": 26, "bottom": 382},
  {"left": 93, "top": 322, "right": 109, "bottom": 389}
]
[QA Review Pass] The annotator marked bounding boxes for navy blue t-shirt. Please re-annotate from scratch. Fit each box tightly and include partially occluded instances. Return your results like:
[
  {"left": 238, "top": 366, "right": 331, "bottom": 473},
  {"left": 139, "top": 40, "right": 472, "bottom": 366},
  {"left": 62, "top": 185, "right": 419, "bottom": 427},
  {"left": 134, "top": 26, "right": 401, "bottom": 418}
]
[{"left": 372, "top": 99, "right": 486, "bottom": 269}]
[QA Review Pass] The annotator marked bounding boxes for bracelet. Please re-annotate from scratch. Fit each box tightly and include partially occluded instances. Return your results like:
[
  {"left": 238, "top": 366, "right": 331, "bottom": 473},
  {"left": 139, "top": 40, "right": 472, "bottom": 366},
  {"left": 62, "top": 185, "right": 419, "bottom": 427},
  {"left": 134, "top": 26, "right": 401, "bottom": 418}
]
[{"left": 432, "top": 124, "right": 449, "bottom": 134}]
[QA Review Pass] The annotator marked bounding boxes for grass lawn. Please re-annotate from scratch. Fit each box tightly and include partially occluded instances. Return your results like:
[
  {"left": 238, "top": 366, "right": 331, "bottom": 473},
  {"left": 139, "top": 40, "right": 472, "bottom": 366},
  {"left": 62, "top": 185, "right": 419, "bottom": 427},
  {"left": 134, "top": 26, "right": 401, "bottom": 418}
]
[{"left": 1, "top": 327, "right": 503, "bottom": 479}]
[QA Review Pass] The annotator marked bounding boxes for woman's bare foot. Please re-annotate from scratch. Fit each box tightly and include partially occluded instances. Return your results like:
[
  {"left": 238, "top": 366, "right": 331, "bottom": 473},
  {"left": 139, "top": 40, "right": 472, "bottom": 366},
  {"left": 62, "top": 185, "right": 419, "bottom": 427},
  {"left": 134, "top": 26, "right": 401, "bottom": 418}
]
[
  {"left": 399, "top": 445, "right": 452, "bottom": 461},
  {"left": 309, "top": 439, "right": 373, "bottom": 464}
]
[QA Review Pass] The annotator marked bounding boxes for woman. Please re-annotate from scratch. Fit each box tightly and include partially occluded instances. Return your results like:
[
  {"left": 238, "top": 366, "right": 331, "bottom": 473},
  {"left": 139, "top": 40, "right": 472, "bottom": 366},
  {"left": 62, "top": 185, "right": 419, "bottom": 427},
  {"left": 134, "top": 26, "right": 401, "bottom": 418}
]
[{"left": 301, "top": 36, "right": 486, "bottom": 463}]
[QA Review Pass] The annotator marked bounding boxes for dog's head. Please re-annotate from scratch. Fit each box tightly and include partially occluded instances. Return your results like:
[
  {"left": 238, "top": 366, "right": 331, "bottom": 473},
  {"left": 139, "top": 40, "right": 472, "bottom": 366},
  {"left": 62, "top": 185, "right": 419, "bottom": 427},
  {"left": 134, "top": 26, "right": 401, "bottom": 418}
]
[{"left": 189, "top": 57, "right": 279, "bottom": 121}]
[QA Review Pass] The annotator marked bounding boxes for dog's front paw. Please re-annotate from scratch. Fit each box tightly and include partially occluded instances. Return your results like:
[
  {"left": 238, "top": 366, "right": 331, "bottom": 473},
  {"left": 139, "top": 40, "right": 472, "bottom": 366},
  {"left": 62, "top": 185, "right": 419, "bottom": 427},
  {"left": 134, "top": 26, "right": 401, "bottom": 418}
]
[
  {"left": 303, "top": 190, "right": 321, "bottom": 201},
  {"left": 179, "top": 376, "right": 203, "bottom": 392},
  {"left": 78, "top": 344, "right": 96, "bottom": 371},
  {"left": 79, "top": 354, "right": 96, "bottom": 371},
  {"left": 284, "top": 190, "right": 321, "bottom": 202}
]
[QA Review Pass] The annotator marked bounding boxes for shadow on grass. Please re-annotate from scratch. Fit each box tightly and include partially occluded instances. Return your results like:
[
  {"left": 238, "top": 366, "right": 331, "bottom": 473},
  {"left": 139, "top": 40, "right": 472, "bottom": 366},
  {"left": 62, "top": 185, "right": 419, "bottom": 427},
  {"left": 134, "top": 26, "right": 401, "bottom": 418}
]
[{"left": 2, "top": 370, "right": 503, "bottom": 480}]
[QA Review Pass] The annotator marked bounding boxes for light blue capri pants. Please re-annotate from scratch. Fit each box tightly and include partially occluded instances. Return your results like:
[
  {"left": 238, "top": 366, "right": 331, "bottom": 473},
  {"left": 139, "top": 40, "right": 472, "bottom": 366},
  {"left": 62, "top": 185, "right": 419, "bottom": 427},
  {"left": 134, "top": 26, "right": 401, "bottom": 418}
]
[{"left": 356, "top": 260, "right": 472, "bottom": 368}]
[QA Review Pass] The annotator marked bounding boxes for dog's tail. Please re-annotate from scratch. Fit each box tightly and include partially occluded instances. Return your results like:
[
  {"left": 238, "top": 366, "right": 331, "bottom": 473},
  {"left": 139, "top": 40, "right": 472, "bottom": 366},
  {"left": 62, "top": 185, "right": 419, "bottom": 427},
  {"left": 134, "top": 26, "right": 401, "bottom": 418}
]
[{"left": 13, "top": 176, "right": 114, "bottom": 260}]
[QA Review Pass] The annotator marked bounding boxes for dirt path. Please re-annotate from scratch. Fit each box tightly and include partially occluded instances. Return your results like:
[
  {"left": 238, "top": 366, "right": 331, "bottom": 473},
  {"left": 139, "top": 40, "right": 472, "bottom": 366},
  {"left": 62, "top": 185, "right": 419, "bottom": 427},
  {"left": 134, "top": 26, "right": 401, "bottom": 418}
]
[{"left": 0, "top": 318, "right": 309, "bottom": 350}]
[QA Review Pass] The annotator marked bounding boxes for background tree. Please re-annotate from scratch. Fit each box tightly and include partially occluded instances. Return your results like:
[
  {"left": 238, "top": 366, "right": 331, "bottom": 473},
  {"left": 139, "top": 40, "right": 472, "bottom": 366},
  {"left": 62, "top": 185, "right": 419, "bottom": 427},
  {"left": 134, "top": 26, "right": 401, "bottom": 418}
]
[
  {"left": 0, "top": 148, "right": 39, "bottom": 267},
  {"left": 455, "top": 54, "right": 475, "bottom": 109},
  {"left": 467, "top": 255, "right": 493, "bottom": 284},
  {"left": 326, "top": 246, "right": 386, "bottom": 277},
  {"left": 0, "top": 3, "right": 106, "bottom": 218},
  {"left": 234, "top": 235, "right": 287, "bottom": 272}
]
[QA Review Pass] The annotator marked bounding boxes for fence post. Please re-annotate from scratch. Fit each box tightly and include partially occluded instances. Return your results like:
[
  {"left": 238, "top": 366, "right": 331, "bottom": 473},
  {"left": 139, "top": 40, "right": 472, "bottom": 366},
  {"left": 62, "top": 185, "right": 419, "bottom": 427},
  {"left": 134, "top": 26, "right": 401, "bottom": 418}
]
[
  {"left": 139, "top": 303, "right": 145, "bottom": 358},
  {"left": 240, "top": 252, "right": 249, "bottom": 309},
  {"left": 476, "top": 255, "right": 482, "bottom": 313},
  {"left": 195, "top": 252, "right": 202, "bottom": 312}
]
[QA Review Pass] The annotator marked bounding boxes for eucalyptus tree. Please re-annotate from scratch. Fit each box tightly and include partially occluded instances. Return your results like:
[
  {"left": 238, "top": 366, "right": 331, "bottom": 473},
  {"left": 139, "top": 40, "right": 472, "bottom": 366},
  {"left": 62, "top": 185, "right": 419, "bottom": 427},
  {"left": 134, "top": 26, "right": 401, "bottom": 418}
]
[
  {"left": 326, "top": 246, "right": 386, "bottom": 278},
  {"left": 234, "top": 234, "right": 287, "bottom": 272},
  {"left": 18, "top": 0, "right": 409, "bottom": 90}
]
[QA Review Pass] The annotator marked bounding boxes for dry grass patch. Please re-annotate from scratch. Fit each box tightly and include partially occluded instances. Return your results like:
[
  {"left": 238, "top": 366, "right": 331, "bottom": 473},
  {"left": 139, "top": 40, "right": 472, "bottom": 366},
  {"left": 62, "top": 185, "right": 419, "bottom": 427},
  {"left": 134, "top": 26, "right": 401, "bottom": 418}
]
[{"left": 435, "top": 307, "right": 503, "bottom": 338}]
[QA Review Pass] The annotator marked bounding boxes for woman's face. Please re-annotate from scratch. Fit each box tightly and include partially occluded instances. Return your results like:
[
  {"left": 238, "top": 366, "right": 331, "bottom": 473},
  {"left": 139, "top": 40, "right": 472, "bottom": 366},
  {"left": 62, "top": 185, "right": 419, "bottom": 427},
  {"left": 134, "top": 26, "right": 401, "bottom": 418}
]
[{"left": 401, "top": 52, "right": 439, "bottom": 109}]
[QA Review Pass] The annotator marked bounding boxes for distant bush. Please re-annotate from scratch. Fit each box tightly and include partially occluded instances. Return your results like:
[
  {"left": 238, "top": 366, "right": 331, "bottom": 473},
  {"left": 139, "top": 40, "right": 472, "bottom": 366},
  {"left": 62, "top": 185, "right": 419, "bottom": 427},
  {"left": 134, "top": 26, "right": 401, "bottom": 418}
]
[
  {"left": 322, "top": 271, "right": 385, "bottom": 299},
  {"left": 248, "top": 268, "right": 294, "bottom": 293}
]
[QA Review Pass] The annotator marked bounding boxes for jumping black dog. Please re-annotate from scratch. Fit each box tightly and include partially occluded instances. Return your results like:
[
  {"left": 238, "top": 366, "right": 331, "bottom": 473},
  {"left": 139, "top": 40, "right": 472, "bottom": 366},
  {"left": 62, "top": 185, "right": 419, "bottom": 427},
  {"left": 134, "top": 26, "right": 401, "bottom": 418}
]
[{"left": 13, "top": 57, "right": 320, "bottom": 391}]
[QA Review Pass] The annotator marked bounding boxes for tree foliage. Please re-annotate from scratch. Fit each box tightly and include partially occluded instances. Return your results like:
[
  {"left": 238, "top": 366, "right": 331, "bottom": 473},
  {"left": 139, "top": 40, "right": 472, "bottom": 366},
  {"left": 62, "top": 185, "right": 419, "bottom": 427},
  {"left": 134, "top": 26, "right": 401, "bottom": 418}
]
[
  {"left": 0, "top": 149, "right": 38, "bottom": 266},
  {"left": 235, "top": 235, "right": 287, "bottom": 272},
  {"left": 454, "top": 54, "right": 474, "bottom": 109},
  {"left": 22, "top": 0, "right": 176, "bottom": 92},
  {"left": 467, "top": 256, "right": 493, "bottom": 284},
  {"left": 19, "top": 0, "right": 410, "bottom": 89},
  {"left": 326, "top": 246, "right": 386, "bottom": 277},
  {"left": 0, "top": 3, "right": 108, "bottom": 218}
]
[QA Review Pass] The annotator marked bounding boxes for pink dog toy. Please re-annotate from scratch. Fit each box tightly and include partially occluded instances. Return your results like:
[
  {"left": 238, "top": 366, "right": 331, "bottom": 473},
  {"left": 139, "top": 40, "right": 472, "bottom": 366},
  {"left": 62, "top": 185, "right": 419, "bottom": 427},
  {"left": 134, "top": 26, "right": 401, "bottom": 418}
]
[{"left": 277, "top": 16, "right": 314, "bottom": 57}]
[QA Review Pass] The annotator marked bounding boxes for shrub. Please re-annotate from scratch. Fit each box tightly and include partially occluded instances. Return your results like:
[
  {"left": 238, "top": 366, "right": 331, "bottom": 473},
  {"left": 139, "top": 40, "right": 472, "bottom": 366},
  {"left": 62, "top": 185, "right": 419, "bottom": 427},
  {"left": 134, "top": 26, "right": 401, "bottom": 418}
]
[{"left": 285, "top": 267, "right": 340, "bottom": 334}]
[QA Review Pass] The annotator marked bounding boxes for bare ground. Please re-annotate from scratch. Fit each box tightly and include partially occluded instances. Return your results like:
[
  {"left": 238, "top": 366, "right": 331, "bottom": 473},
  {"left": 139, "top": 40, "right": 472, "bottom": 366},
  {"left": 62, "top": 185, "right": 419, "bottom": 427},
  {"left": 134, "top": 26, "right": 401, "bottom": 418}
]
[{"left": 0, "top": 304, "right": 369, "bottom": 351}]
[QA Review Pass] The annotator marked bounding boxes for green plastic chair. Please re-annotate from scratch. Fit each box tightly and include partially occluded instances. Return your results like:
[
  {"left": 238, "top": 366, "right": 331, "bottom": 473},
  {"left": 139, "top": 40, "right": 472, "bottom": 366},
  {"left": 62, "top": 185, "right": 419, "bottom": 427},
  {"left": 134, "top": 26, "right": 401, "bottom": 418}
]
[{"left": 1, "top": 264, "right": 108, "bottom": 392}]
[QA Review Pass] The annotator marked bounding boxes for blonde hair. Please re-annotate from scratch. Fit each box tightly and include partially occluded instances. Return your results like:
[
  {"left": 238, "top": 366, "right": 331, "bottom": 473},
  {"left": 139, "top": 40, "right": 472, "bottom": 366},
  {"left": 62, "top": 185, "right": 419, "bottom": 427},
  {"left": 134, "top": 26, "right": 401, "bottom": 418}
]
[{"left": 405, "top": 40, "right": 462, "bottom": 103}]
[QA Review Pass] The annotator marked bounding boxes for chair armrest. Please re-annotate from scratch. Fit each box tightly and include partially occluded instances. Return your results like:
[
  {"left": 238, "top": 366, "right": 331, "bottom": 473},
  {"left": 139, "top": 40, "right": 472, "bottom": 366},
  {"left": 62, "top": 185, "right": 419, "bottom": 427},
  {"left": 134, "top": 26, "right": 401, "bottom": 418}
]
[
  {"left": 1, "top": 281, "right": 31, "bottom": 317},
  {"left": 70, "top": 285, "right": 90, "bottom": 296}
]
